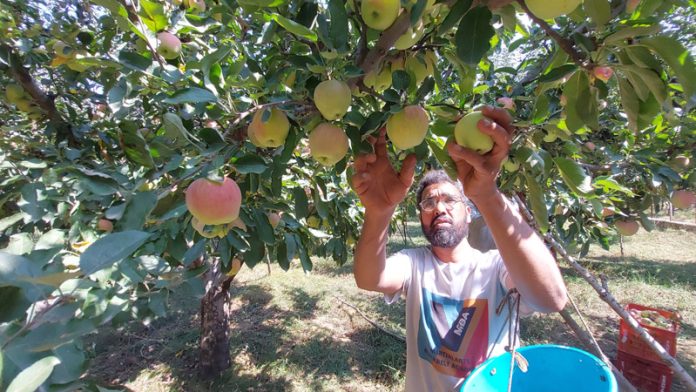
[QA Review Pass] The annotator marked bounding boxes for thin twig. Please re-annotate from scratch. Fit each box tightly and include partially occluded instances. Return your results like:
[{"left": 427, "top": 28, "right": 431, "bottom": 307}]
[{"left": 334, "top": 296, "right": 405, "bottom": 342}]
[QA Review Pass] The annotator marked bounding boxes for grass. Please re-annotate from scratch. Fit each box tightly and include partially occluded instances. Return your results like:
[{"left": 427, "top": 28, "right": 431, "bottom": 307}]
[{"left": 86, "top": 222, "right": 696, "bottom": 391}]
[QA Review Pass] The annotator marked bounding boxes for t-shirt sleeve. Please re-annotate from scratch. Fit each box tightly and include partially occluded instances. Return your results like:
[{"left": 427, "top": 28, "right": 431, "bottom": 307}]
[
  {"left": 383, "top": 250, "right": 414, "bottom": 304},
  {"left": 494, "top": 252, "right": 535, "bottom": 317}
]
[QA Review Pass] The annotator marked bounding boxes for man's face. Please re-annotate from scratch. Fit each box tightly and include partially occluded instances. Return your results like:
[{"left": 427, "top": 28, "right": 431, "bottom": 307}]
[{"left": 419, "top": 182, "right": 471, "bottom": 248}]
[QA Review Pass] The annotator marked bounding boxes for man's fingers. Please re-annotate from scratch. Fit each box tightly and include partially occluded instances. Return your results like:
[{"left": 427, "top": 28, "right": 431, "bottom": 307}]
[
  {"left": 351, "top": 172, "right": 370, "bottom": 194},
  {"left": 448, "top": 142, "right": 488, "bottom": 174},
  {"left": 478, "top": 117, "right": 512, "bottom": 150},
  {"left": 399, "top": 154, "right": 417, "bottom": 188},
  {"left": 374, "top": 128, "right": 388, "bottom": 158},
  {"left": 481, "top": 105, "right": 513, "bottom": 133},
  {"left": 353, "top": 153, "right": 376, "bottom": 172}
]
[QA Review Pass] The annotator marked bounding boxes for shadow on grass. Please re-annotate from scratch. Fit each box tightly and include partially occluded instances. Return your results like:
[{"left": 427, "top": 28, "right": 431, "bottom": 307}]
[{"left": 576, "top": 256, "right": 696, "bottom": 290}]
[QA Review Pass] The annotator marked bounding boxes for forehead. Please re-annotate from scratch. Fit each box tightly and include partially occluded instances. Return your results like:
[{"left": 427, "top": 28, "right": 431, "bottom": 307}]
[{"left": 422, "top": 182, "right": 460, "bottom": 198}]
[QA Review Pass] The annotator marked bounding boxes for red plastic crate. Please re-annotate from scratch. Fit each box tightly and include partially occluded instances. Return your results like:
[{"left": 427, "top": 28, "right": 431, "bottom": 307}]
[
  {"left": 618, "top": 303, "right": 679, "bottom": 363},
  {"left": 615, "top": 350, "right": 673, "bottom": 392}
]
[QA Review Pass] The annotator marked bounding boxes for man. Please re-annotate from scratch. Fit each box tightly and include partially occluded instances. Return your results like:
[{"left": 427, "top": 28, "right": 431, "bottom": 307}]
[{"left": 351, "top": 106, "right": 567, "bottom": 391}]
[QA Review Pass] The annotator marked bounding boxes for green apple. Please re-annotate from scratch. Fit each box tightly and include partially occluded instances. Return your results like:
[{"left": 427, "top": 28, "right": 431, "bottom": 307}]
[
  {"left": 386, "top": 105, "right": 430, "bottom": 150},
  {"left": 361, "top": 0, "right": 400, "bottom": 31},
  {"left": 248, "top": 107, "right": 290, "bottom": 148},
  {"left": 157, "top": 32, "right": 182, "bottom": 59},
  {"left": 309, "top": 123, "right": 350, "bottom": 166},
  {"left": 313, "top": 80, "right": 351, "bottom": 120},
  {"left": 363, "top": 65, "right": 392, "bottom": 92},
  {"left": 405, "top": 55, "right": 432, "bottom": 84},
  {"left": 454, "top": 111, "right": 494, "bottom": 154},
  {"left": 525, "top": 0, "right": 582, "bottom": 19},
  {"left": 394, "top": 21, "right": 425, "bottom": 50},
  {"left": 502, "top": 157, "right": 519, "bottom": 172}
]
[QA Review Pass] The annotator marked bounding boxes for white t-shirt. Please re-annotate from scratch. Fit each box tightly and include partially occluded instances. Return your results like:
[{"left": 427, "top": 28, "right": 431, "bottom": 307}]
[{"left": 385, "top": 246, "right": 532, "bottom": 392}]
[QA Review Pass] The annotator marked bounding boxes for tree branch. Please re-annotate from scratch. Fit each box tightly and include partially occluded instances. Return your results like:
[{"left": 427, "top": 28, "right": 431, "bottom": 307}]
[
  {"left": 334, "top": 296, "right": 405, "bottom": 342},
  {"left": 3, "top": 44, "right": 78, "bottom": 146},
  {"left": 516, "top": 0, "right": 592, "bottom": 71}
]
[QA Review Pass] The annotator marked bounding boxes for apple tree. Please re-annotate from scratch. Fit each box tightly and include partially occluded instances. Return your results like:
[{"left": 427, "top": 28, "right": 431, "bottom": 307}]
[{"left": 0, "top": 0, "right": 694, "bottom": 388}]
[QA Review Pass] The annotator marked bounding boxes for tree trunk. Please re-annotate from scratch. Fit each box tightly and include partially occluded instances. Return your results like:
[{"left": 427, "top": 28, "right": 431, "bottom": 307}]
[{"left": 199, "top": 268, "right": 232, "bottom": 379}]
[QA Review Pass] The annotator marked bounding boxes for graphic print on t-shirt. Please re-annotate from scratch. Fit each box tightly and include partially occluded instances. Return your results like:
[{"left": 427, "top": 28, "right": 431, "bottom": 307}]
[{"left": 417, "top": 288, "right": 489, "bottom": 378}]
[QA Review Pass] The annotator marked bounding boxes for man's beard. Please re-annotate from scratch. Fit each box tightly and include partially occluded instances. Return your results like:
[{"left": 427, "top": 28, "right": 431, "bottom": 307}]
[{"left": 421, "top": 215, "right": 468, "bottom": 248}]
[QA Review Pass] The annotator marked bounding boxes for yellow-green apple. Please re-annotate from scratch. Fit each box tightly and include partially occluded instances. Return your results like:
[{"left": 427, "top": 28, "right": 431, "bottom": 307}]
[
  {"left": 361, "top": 0, "right": 400, "bottom": 31},
  {"left": 525, "top": 0, "right": 582, "bottom": 19},
  {"left": 364, "top": 65, "right": 392, "bottom": 92},
  {"left": 14, "top": 99, "right": 36, "bottom": 113},
  {"left": 394, "top": 20, "right": 425, "bottom": 50},
  {"left": 309, "top": 123, "right": 350, "bottom": 166},
  {"left": 97, "top": 219, "right": 114, "bottom": 232},
  {"left": 187, "top": 0, "right": 206, "bottom": 12},
  {"left": 454, "top": 111, "right": 494, "bottom": 154},
  {"left": 593, "top": 66, "right": 613, "bottom": 83},
  {"left": 615, "top": 219, "right": 639, "bottom": 236},
  {"left": 53, "top": 41, "right": 75, "bottom": 58},
  {"left": 157, "top": 32, "right": 182, "bottom": 59},
  {"left": 497, "top": 97, "right": 515, "bottom": 110},
  {"left": 671, "top": 190, "right": 695, "bottom": 210},
  {"left": 669, "top": 155, "right": 690, "bottom": 170},
  {"left": 502, "top": 157, "right": 519, "bottom": 172},
  {"left": 268, "top": 212, "right": 282, "bottom": 228},
  {"left": 386, "top": 105, "right": 430, "bottom": 150},
  {"left": 584, "top": 141, "right": 596, "bottom": 151},
  {"left": 389, "top": 56, "right": 405, "bottom": 72},
  {"left": 248, "top": 107, "right": 290, "bottom": 148},
  {"left": 5, "top": 84, "right": 26, "bottom": 104},
  {"left": 185, "top": 177, "right": 242, "bottom": 225},
  {"left": 314, "top": 80, "right": 351, "bottom": 120},
  {"left": 405, "top": 55, "right": 432, "bottom": 84}
]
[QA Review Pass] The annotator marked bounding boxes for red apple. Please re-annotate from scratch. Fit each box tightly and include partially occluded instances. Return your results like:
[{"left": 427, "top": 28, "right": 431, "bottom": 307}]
[{"left": 185, "top": 177, "right": 242, "bottom": 225}]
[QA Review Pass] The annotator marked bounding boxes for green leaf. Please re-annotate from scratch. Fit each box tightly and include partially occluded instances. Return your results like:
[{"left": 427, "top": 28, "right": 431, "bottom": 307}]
[
  {"left": 0, "top": 213, "right": 24, "bottom": 232},
  {"left": 296, "top": 239, "right": 312, "bottom": 272},
  {"left": 639, "top": 36, "right": 696, "bottom": 107},
  {"left": 34, "top": 229, "right": 65, "bottom": 250},
  {"left": 119, "top": 191, "right": 158, "bottom": 230},
  {"left": 618, "top": 76, "right": 640, "bottom": 130},
  {"left": 563, "top": 71, "right": 598, "bottom": 131},
  {"left": 538, "top": 64, "right": 577, "bottom": 83},
  {"left": 139, "top": 0, "right": 167, "bottom": 32},
  {"left": 455, "top": 6, "right": 494, "bottom": 65},
  {"left": 162, "top": 87, "right": 218, "bottom": 104},
  {"left": 603, "top": 25, "right": 661, "bottom": 44},
  {"left": 162, "top": 112, "right": 202, "bottom": 147},
  {"left": 328, "top": 0, "right": 348, "bottom": 51},
  {"left": 183, "top": 239, "right": 206, "bottom": 266},
  {"left": 639, "top": 212, "right": 655, "bottom": 232},
  {"left": 293, "top": 187, "right": 309, "bottom": 219},
  {"left": 270, "top": 13, "right": 317, "bottom": 41},
  {"left": 121, "top": 126, "right": 155, "bottom": 168},
  {"left": 554, "top": 157, "right": 593, "bottom": 196},
  {"left": 80, "top": 231, "right": 151, "bottom": 275},
  {"left": 593, "top": 177, "right": 635, "bottom": 196},
  {"left": 584, "top": 0, "right": 610, "bottom": 27},
  {"left": 6, "top": 356, "right": 60, "bottom": 392},
  {"left": 238, "top": 0, "right": 285, "bottom": 6},
  {"left": 233, "top": 155, "right": 268, "bottom": 174},
  {"left": 253, "top": 209, "right": 276, "bottom": 245},
  {"left": 523, "top": 173, "right": 549, "bottom": 233},
  {"left": 0, "top": 286, "right": 32, "bottom": 322},
  {"left": 426, "top": 137, "right": 458, "bottom": 180},
  {"left": 439, "top": 0, "right": 472, "bottom": 34}
]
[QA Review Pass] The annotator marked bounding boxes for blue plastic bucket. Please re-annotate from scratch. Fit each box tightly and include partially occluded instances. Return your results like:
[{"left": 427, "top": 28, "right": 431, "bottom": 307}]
[{"left": 460, "top": 345, "right": 617, "bottom": 392}]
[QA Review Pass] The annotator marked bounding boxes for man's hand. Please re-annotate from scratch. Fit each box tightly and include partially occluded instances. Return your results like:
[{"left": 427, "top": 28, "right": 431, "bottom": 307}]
[
  {"left": 351, "top": 128, "right": 417, "bottom": 214},
  {"left": 447, "top": 106, "right": 514, "bottom": 200}
]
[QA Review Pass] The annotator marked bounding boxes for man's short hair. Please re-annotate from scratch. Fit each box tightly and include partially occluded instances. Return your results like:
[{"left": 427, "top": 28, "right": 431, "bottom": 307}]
[{"left": 415, "top": 170, "right": 467, "bottom": 209}]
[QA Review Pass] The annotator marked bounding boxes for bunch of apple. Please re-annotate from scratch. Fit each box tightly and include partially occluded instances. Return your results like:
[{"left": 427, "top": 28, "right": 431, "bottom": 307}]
[{"left": 4, "top": 84, "right": 43, "bottom": 120}]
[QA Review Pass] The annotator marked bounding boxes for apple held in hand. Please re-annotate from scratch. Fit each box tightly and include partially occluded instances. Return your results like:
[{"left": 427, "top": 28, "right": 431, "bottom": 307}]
[
  {"left": 525, "top": 0, "right": 582, "bottom": 19},
  {"left": 309, "top": 123, "right": 349, "bottom": 166},
  {"left": 248, "top": 107, "right": 290, "bottom": 148},
  {"left": 671, "top": 190, "right": 696, "bottom": 210},
  {"left": 386, "top": 105, "right": 430, "bottom": 150},
  {"left": 157, "top": 32, "right": 182, "bottom": 59},
  {"left": 314, "top": 80, "right": 351, "bottom": 120},
  {"left": 361, "top": 0, "right": 400, "bottom": 31},
  {"left": 615, "top": 219, "right": 639, "bottom": 236},
  {"left": 454, "top": 111, "right": 494, "bottom": 154},
  {"left": 186, "top": 177, "right": 242, "bottom": 225}
]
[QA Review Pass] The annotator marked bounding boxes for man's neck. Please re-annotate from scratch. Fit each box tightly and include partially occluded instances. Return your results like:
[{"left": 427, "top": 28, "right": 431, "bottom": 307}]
[{"left": 429, "top": 239, "right": 473, "bottom": 263}]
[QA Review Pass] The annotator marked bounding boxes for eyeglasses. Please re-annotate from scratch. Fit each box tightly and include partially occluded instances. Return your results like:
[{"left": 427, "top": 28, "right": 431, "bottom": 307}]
[{"left": 419, "top": 196, "right": 464, "bottom": 212}]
